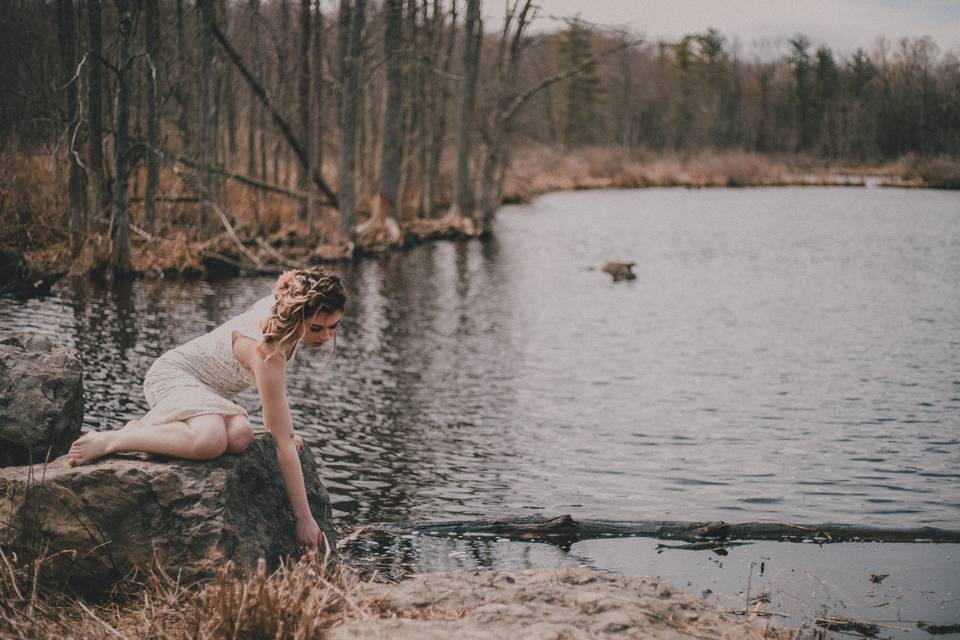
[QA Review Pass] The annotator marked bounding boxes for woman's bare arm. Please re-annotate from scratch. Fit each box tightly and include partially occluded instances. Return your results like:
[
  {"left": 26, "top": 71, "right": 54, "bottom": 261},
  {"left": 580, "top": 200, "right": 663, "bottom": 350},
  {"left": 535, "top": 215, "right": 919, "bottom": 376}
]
[{"left": 253, "top": 355, "right": 316, "bottom": 530}]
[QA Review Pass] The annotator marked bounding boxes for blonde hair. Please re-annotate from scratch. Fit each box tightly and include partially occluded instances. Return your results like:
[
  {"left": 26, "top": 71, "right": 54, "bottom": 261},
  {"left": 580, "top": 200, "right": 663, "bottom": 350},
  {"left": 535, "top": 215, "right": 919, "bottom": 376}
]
[{"left": 256, "top": 267, "right": 347, "bottom": 361}]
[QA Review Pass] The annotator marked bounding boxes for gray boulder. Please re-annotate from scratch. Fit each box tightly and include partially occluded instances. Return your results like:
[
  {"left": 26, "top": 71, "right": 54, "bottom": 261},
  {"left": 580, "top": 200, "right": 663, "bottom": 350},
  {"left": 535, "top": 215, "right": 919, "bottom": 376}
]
[
  {"left": 0, "top": 333, "right": 84, "bottom": 467},
  {"left": 0, "top": 434, "right": 337, "bottom": 594}
]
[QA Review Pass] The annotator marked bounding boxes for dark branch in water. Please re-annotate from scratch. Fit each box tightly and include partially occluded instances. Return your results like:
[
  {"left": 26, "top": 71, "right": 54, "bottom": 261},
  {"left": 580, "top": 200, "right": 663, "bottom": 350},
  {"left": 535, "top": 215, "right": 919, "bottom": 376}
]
[{"left": 361, "top": 514, "right": 960, "bottom": 547}]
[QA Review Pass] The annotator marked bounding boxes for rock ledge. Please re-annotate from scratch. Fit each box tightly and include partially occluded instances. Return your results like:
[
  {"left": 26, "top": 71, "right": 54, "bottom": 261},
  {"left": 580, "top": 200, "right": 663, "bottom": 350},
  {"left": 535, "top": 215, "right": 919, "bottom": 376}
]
[{"left": 0, "top": 434, "right": 335, "bottom": 594}]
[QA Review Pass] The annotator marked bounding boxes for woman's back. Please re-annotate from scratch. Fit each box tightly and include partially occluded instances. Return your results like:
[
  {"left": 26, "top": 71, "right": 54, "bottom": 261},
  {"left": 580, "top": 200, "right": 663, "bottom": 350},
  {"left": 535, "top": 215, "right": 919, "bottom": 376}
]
[{"left": 160, "top": 295, "right": 284, "bottom": 397}]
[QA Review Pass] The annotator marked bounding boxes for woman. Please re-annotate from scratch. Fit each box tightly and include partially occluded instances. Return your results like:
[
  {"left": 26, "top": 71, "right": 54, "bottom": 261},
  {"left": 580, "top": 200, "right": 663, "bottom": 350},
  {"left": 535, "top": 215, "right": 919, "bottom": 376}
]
[{"left": 67, "top": 267, "right": 346, "bottom": 549}]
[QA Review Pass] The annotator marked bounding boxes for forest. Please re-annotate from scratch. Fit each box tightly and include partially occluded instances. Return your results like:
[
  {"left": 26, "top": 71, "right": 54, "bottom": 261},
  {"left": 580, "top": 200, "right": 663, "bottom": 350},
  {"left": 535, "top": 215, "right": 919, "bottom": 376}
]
[{"left": 1, "top": 0, "right": 958, "bottom": 279}]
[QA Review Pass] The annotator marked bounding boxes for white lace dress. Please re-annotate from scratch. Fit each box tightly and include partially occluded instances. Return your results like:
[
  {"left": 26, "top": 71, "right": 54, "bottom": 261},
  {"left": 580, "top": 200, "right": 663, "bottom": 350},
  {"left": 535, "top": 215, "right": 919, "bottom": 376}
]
[{"left": 139, "top": 294, "right": 299, "bottom": 426}]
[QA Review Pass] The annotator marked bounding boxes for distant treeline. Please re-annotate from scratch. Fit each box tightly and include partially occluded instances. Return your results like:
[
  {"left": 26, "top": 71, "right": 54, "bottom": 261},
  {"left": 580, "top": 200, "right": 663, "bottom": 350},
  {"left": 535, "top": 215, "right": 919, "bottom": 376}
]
[
  {"left": 585, "top": 30, "right": 960, "bottom": 159},
  {"left": 0, "top": 0, "right": 957, "bottom": 274}
]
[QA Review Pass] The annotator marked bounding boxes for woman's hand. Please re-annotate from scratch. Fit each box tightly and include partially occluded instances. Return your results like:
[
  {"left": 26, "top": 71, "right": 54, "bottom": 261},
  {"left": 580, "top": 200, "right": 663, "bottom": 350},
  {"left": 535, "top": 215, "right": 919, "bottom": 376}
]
[
  {"left": 296, "top": 516, "right": 323, "bottom": 548},
  {"left": 294, "top": 434, "right": 303, "bottom": 451}
]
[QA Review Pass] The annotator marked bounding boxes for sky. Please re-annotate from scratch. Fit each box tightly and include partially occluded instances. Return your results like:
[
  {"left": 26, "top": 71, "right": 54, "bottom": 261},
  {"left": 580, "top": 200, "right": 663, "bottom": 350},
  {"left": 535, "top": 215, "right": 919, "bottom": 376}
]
[{"left": 483, "top": 0, "right": 960, "bottom": 57}]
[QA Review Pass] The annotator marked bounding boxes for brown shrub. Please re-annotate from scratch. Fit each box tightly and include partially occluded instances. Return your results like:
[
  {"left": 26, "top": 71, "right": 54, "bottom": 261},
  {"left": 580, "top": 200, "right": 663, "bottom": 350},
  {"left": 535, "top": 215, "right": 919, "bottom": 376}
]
[{"left": 0, "top": 151, "right": 66, "bottom": 251}]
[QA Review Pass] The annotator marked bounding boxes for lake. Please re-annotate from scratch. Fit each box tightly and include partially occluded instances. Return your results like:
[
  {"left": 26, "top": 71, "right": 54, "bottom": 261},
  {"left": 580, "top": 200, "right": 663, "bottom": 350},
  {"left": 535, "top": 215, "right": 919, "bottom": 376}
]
[{"left": 2, "top": 186, "right": 958, "bottom": 634}]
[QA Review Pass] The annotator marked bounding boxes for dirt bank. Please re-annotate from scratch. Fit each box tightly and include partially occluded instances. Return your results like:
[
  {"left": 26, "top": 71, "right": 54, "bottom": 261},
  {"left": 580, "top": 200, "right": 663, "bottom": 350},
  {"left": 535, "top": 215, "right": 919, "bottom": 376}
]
[{"left": 331, "top": 568, "right": 784, "bottom": 640}]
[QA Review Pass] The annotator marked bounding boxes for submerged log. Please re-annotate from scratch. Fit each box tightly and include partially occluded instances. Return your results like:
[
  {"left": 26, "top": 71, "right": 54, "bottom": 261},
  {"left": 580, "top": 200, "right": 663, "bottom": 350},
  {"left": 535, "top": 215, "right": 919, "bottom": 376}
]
[{"left": 359, "top": 514, "right": 960, "bottom": 546}]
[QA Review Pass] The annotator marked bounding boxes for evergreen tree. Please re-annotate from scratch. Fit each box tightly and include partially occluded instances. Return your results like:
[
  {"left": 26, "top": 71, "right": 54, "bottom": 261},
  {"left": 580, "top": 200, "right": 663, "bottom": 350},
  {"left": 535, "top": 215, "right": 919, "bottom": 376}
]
[{"left": 560, "top": 18, "right": 601, "bottom": 146}]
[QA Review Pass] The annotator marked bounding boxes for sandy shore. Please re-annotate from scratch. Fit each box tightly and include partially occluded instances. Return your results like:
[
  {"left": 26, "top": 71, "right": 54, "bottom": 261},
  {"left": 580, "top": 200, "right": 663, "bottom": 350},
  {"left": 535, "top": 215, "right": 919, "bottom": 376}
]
[{"left": 329, "top": 568, "right": 783, "bottom": 640}]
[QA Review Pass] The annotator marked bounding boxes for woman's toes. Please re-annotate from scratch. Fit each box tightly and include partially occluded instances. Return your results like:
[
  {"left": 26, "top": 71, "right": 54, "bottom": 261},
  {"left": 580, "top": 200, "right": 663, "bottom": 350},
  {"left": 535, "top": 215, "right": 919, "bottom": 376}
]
[{"left": 65, "top": 433, "right": 112, "bottom": 466}]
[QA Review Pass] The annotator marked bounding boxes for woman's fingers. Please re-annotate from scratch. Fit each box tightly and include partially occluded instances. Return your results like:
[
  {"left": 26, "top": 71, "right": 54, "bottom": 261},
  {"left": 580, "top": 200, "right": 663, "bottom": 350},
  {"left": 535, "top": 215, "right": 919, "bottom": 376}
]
[{"left": 294, "top": 434, "right": 303, "bottom": 451}]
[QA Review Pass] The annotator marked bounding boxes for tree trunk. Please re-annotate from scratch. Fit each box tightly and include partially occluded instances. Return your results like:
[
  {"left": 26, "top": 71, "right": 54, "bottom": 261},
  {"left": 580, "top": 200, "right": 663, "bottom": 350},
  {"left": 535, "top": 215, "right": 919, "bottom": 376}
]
[
  {"left": 59, "top": 0, "right": 85, "bottom": 255},
  {"left": 176, "top": 0, "right": 190, "bottom": 143},
  {"left": 447, "top": 0, "right": 480, "bottom": 229},
  {"left": 337, "top": 0, "right": 365, "bottom": 243},
  {"left": 278, "top": 0, "right": 292, "bottom": 188},
  {"left": 246, "top": 0, "right": 259, "bottom": 178},
  {"left": 86, "top": 0, "right": 104, "bottom": 233},
  {"left": 297, "top": 0, "right": 313, "bottom": 227},
  {"left": 144, "top": 0, "right": 160, "bottom": 234},
  {"left": 396, "top": 0, "right": 419, "bottom": 219},
  {"left": 357, "top": 0, "right": 403, "bottom": 250},
  {"left": 246, "top": 0, "right": 262, "bottom": 233},
  {"left": 312, "top": 0, "right": 324, "bottom": 186},
  {"left": 423, "top": 0, "right": 455, "bottom": 218},
  {"left": 198, "top": 0, "right": 215, "bottom": 232},
  {"left": 111, "top": 0, "right": 134, "bottom": 277}
]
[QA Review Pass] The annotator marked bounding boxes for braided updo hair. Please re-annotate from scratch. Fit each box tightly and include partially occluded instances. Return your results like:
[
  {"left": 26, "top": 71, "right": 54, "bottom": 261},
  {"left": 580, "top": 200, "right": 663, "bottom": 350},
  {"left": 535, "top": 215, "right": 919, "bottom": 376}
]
[{"left": 257, "top": 267, "right": 347, "bottom": 361}]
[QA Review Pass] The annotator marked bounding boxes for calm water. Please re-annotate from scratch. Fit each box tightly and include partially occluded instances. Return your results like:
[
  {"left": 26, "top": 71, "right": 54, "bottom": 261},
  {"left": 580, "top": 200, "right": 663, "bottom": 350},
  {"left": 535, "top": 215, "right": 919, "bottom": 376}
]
[{"left": 2, "top": 187, "right": 959, "bottom": 530}]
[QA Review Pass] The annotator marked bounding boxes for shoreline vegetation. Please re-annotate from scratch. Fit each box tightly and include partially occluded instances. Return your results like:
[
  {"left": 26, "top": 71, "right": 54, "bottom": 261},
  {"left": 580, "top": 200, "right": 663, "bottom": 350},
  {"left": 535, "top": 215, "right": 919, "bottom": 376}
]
[
  {"left": 3, "top": 148, "right": 958, "bottom": 285},
  {"left": 0, "top": 550, "right": 791, "bottom": 640}
]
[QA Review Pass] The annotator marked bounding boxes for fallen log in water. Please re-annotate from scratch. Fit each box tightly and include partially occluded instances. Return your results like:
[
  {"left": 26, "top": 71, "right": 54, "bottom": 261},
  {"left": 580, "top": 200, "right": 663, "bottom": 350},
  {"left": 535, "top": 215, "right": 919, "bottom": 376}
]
[{"left": 352, "top": 514, "right": 960, "bottom": 547}]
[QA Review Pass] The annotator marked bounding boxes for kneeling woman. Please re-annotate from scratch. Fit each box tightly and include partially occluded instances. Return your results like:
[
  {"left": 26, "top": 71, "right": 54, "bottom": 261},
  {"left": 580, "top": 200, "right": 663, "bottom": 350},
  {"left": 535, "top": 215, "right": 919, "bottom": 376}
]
[{"left": 67, "top": 267, "right": 346, "bottom": 548}]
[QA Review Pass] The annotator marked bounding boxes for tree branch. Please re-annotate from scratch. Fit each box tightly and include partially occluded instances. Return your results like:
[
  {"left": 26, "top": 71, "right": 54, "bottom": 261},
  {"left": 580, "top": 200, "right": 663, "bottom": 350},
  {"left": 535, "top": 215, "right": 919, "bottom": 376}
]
[
  {"left": 502, "top": 38, "right": 644, "bottom": 125},
  {"left": 199, "top": 0, "right": 339, "bottom": 208}
]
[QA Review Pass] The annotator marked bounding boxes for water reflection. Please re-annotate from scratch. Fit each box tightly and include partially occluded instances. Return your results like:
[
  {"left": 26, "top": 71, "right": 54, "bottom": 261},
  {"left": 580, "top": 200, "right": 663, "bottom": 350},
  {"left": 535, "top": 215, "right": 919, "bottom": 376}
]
[{"left": 1, "top": 187, "right": 958, "bottom": 530}]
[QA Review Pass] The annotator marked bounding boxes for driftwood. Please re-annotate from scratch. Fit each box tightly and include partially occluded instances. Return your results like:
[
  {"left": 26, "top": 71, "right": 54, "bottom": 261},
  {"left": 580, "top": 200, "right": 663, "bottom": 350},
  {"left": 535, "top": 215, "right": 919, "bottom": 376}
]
[{"left": 357, "top": 514, "right": 960, "bottom": 547}]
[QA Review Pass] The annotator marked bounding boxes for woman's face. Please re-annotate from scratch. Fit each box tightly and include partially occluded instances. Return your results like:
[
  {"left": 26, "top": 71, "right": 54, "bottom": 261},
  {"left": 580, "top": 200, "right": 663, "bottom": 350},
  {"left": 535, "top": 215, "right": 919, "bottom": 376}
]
[{"left": 300, "top": 309, "right": 343, "bottom": 348}]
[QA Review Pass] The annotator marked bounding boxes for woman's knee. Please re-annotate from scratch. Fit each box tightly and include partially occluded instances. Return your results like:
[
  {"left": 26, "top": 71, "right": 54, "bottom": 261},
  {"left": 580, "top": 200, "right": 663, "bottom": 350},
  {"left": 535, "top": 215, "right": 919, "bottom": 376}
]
[
  {"left": 225, "top": 414, "right": 254, "bottom": 455},
  {"left": 186, "top": 415, "right": 229, "bottom": 460}
]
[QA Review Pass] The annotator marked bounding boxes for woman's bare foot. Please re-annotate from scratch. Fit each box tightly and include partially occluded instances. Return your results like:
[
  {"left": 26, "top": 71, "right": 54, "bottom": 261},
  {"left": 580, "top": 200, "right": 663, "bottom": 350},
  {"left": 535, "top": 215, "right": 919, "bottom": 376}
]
[{"left": 66, "top": 432, "right": 115, "bottom": 466}]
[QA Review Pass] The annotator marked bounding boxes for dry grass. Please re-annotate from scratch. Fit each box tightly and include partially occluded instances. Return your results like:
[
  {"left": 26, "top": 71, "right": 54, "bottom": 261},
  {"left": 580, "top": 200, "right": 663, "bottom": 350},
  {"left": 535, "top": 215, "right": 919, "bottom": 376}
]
[
  {"left": 0, "top": 548, "right": 375, "bottom": 640},
  {"left": 0, "top": 150, "right": 68, "bottom": 251},
  {"left": 500, "top": 146, "right": 903, "bottom": 201},
  {"left": 882, "top": 153, "right": 960, "bottom": 189}
]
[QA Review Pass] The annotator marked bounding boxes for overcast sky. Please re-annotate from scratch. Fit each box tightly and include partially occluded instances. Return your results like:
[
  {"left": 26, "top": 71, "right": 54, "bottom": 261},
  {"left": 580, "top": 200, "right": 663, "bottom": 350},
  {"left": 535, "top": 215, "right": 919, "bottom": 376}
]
[{"left": 483, "top": 0, "right": 960, "bottom": 57}]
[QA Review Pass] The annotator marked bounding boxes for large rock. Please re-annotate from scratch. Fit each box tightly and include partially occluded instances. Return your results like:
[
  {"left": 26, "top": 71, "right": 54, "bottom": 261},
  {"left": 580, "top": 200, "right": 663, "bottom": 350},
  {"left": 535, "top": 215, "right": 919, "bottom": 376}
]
[
  {"left": 0, "top": 434, "right": 336, "bottom": 594},
  {"left": 0, "top": 333, "right": 84, "bottom": 467}
]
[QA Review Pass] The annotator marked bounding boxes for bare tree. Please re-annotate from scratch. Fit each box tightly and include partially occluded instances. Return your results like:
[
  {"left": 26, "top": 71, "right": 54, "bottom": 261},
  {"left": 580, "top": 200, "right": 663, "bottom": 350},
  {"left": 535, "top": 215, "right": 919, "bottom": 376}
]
[
  {"left": 478, "top": 0, "right": 534, "bottom": 233},
  {"left": 312, "top": 0, "right": 324, "bottom": 184},
  {"left": 110, "top": 0, "right": 134, "bottom": 276},
  {"left": 175, "top": 0, "right": 190, "bottom": 143},
  {"left": 421, "top": 0, "right": 456, "bottom": 218},
  {"left": 58, "top": 0, "right": 85, "bottom": 255},
  {"left": 356, "top": 0, "right": 403, "bottom": 250},
  {"left": 86, "top": 0, "right": 104, "bottom": 232},
  {"left": 297, "top": 0, "right": 313, "bottom": 230},
  {"left": 198, "top": 0, "right": 216, "bottom": 232},
  {"left": 338, "top": 0, "right": 366, "bottom": 244},
  {"left": 144, "top": 0, "right": 160, "bottom": 233},
  {"left": 446, "top": 0, "right": 481, "bottom": 229}
]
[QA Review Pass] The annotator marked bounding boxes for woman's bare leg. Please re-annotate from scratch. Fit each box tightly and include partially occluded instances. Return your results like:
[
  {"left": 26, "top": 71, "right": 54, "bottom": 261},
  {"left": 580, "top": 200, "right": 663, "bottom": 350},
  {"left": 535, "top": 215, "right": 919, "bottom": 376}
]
[
  {"left": 67, "top": 414, "right": 229, "bottom": 465},
  {"left": 224, "top": 414, "right": 254, "bottom": 454}
]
